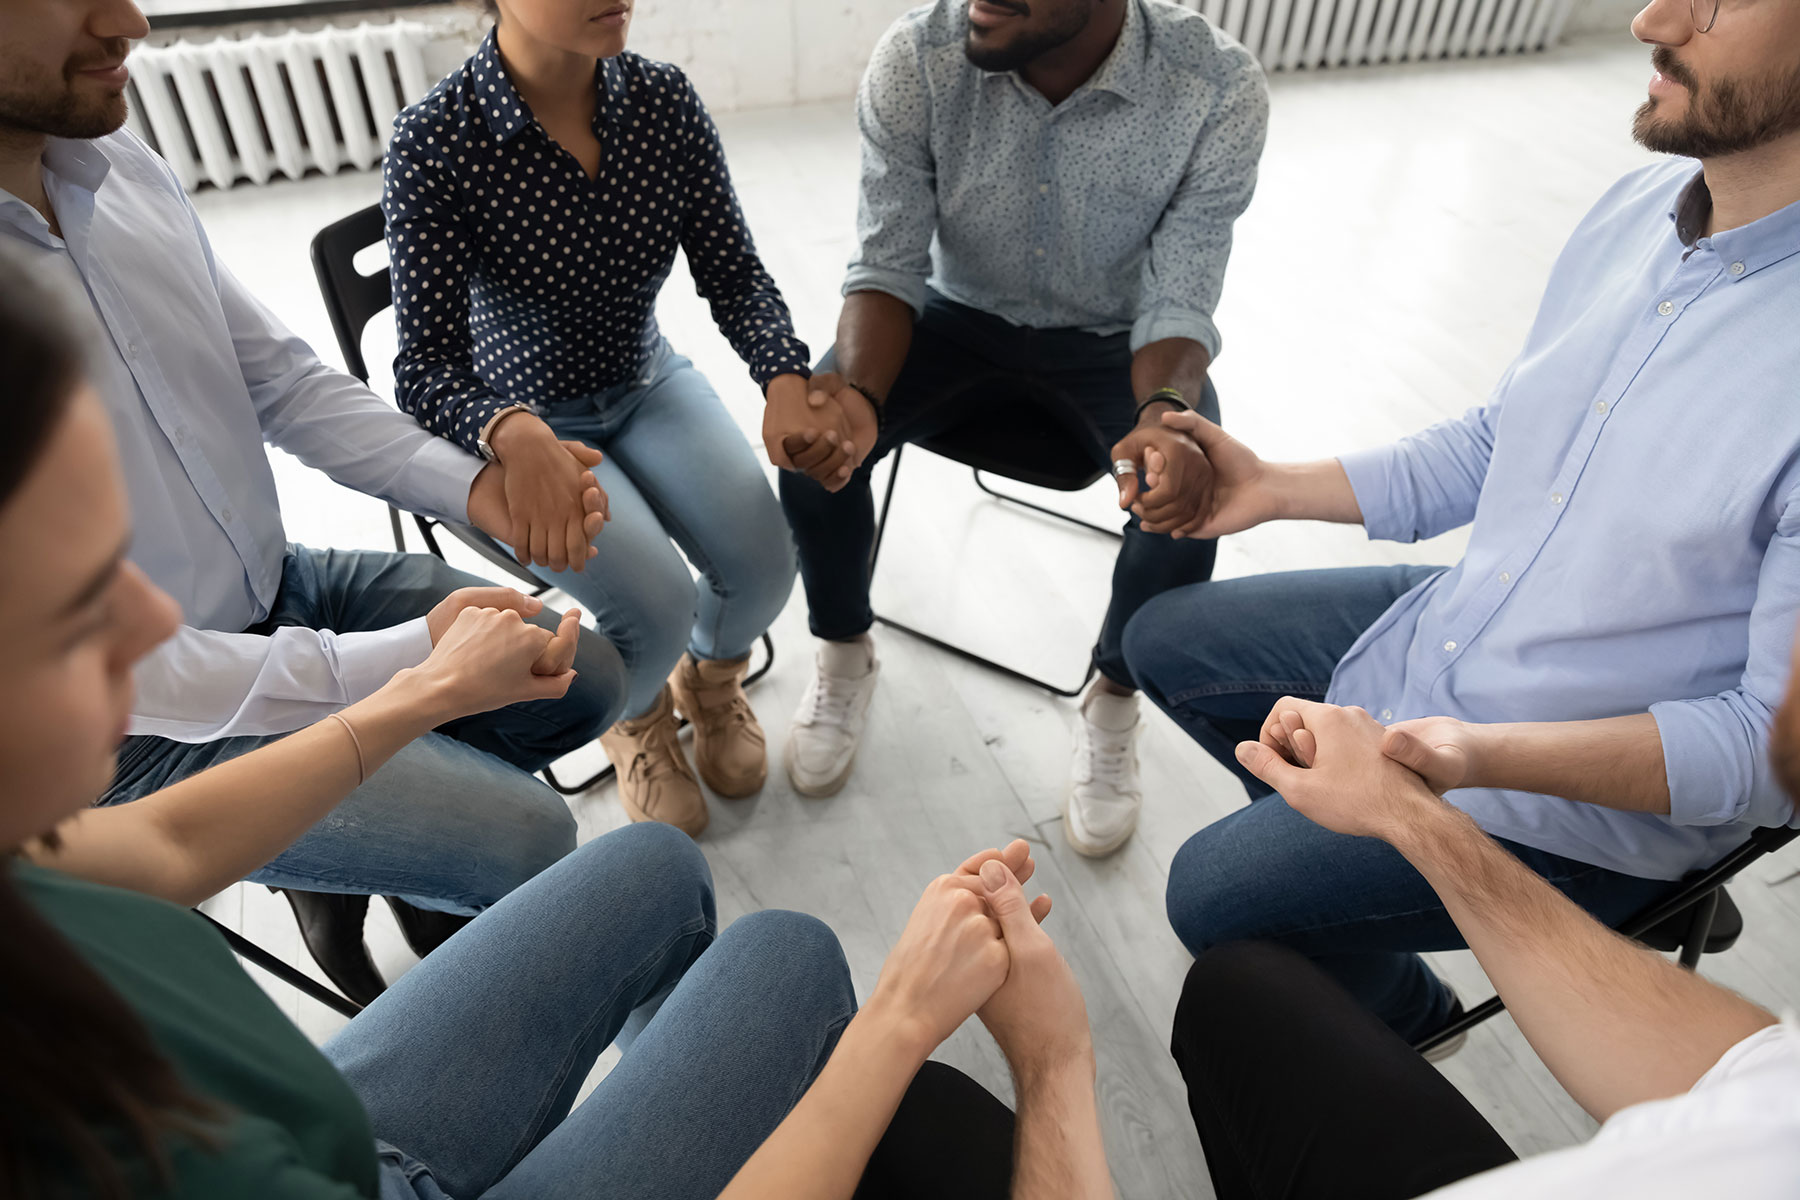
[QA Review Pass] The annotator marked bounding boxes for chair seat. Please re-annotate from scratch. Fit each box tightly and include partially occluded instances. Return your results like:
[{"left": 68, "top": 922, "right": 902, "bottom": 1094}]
[
  {"left": 917, "top": 393, "right": 1105, "bottom": 492},
  {"left": 1638, "top": 887, "right": 1743, "bottom": 955}
]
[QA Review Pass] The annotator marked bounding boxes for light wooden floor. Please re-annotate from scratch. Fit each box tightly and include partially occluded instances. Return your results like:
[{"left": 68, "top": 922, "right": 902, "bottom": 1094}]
[{"left": 189, "top": 32, "right": 1800, "bottom": 1198}]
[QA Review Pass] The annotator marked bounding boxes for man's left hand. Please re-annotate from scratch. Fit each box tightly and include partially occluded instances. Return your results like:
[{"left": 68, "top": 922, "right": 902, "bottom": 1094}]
[{"left": 1111, "top": 416, "right": 1215, "bottom": 537}]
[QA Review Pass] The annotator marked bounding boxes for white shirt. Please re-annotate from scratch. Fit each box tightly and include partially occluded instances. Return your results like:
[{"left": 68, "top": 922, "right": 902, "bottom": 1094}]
[
  {"left": 1426, "top": 1018, "right": 1800, "bottom": 1198},
  {"left": 0, "top": 132, "right": 483, "bottom": 742}
]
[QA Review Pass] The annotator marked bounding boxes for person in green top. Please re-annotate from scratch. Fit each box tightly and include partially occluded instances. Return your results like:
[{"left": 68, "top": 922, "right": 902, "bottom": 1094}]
[{"left": 0, "top": 210, "right": 1110, "bottom": 1196}]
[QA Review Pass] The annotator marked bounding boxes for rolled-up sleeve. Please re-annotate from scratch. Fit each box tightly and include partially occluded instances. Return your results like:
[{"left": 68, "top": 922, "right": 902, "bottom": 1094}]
[
  {"left": 843, "top": 22, "right": 937, "bottom": 316},
  {"left": 129, "top": 621, "right": 432, "bottom": 742},
  {"left": 1339, "top": 362, "right": 1512, "bottom": 543},
  {"left": 1130, "top": 46, "right": 1268, "bottom": 358},
  {"left": 1651, "top": 500, "right": 1800, "bottom": 830}
]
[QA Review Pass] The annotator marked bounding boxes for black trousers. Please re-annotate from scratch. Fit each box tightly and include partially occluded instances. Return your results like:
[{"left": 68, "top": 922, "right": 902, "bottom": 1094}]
[
  {"left": 855, "top": 1060, "right": 1015, "bottom": 1199},
  {"left": 1171, "top": 943, "right": 1519, "bottom": 1200},
  {"left": 779, "top": 289, "right": 1220, "bottom": 687}
]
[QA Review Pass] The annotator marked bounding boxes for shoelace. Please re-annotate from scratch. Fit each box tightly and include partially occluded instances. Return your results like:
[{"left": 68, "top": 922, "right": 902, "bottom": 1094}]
[
  {"left": 799, "top": 674, "right": 860, "bottom": 729},
  {"left": 1078, "top": 725, "right": 1138, "bottom": 793},
  {"left": 627, "top": 718, "right": 685, "bottom": 782}
]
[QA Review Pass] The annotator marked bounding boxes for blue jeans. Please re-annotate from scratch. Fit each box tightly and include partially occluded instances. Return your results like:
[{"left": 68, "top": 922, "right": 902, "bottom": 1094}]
[
  {"left": 525, "top": 341, "right": 797, "bottom": 720},
  {"left": 323, "top": 823, "right": 857, "bottom": 1200},
  {"left": 1125, "top": 567, "right": 1681, "bottom": 1041},
  {"left": 102, "top": 546, "right": 628, "bottom": 914},
  {"left": 779, "top": 290, "right": 1220, "bottom": 687}
]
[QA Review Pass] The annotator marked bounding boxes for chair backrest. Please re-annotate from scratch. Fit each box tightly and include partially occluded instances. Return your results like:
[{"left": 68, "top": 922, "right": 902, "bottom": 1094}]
[{"left": 309, "top": 203, "right": 391, "bottom": 386}]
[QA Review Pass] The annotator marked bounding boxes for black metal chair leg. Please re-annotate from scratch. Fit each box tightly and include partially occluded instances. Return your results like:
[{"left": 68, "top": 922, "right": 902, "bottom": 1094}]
[
  {"left": 971, "top": 469, "right": 1125, "bottom": 541},
  {"left": 389, "top": 505, "right": 407, "bottom": 554},
  {"left": 1676, "top": 890, "right": 1720, "bottom": 971},
  {"left": 198, "top": 910, "right": 364, "bottom": 1019}
]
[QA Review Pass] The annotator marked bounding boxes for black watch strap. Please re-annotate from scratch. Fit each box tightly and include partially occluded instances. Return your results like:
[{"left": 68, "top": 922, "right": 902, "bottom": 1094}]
[{"left": 1135, "top": 388, "right": 1190, "bottom": 423}]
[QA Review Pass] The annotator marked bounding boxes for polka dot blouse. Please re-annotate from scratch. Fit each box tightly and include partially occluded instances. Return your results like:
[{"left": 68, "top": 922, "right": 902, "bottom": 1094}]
[{"left": 382, "top": 30, "right": 810, "bottom": 451}]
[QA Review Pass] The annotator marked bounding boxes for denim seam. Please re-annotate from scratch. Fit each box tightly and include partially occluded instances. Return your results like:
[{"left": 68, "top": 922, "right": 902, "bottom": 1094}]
[
  {"left": 1168, "top": 681, "right": 1334, "bottom": 707},
  {"left": 500, "top": 913, "right": 717, "bottom": 1173}
]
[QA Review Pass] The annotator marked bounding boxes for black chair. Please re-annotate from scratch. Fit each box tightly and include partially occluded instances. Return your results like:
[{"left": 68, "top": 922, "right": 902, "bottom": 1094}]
[
  {"left": 308, "top": 202, "right": 772, "bottom": 794},
  {"left": 869, "top": 390, "right": 1125, "bottom": 698},
  {"left": 1414, "top": 823, "right": 1800, "bottom": 1056},
  {"left": 199, "top": 909, "right": 364, "bottom": 1019}
]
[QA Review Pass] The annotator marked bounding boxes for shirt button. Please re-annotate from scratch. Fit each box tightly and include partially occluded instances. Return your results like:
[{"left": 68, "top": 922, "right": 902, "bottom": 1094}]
[
  {"left": 1380, "top": 708, "right": 1394, "bottom": 721},
  {"left": 1550, "top": 492, "right": 1564, "bottom": 505},
  {"left": 221, "top": 506, "right": 235, "bottom": 522},
  {"left": 1593, "top": 401, "right": 1608, "bottom": 415},
  {"left": 1499, "top": 570, "right": 1512, "bottom": 584},
  {"left": 1443, "top": 640, "right": 1457, "bottom": 653},
  {"left": 1039, "top": 184, "right": 1049, "bottom": 194},
  {"left": 1034, "top": 247, "right": 1046, "bottom": 257},
  {"left": 1729, "top": 261, "right": 1746, "bottom": 276},
  {"left": 1657, "top": 300, "right": 1674, "bottom": 316}
]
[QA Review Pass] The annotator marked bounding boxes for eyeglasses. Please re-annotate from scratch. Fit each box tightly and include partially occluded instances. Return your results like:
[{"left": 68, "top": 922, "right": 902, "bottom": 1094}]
[{"left": 1692, "top": 0, "right": 1719, "bottom": 33}]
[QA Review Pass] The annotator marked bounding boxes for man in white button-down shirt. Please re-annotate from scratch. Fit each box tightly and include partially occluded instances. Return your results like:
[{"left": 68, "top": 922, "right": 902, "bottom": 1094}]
[{"left": 0, "top": 0, "right": 628, "bottom": 1004}]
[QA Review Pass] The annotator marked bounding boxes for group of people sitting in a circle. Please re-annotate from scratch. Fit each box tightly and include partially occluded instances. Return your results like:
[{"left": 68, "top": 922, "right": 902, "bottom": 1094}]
[{"left": 3, "top": 0, "right": 1798, "bottom": 1195}]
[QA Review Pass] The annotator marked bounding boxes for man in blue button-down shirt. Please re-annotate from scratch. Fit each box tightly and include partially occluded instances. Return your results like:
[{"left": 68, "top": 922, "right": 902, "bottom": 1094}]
[
  {"left": 0, "top": 0, "right": 630, "bottom": 1004},
  {"left": 1125, "top": 0, "right": 1800, "bottom": 1045},
  {"left": 771, "top": 0, "right": 1269, "bottom": 855}
]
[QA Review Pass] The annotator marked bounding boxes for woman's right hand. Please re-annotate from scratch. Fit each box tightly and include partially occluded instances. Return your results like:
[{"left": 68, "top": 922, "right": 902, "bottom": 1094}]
[
  {"left": 864, "top": 873, "right": 1012, "bottom": 1060},
  {"left": 402, "top": 604, "right": 582, "bottom": 723}
]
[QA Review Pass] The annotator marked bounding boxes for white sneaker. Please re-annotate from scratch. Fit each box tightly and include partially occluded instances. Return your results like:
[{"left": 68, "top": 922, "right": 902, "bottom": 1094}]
[
  {"left": 1064, "top": 687, "right": 1143, "bottom": 858},
  {"left": 785, "top": 637, "right": 880, "bottom": 797}
]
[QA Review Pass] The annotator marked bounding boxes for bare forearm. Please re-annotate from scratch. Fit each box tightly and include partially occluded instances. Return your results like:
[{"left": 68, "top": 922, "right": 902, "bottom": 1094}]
[
  {"left": 719, "top": 1002, "right": 928, "bottom": 1200},
  {"left": 1464, "top": 714, "right": 1670, "bottom": 813},
  {"left": 1130, "top": 338, "right": 1210, "bottom": 410},
  {"left": 833, "top": 290, "right": 916, "bottom": 400},
  {"left": 1011, "top": 1057, "right": 1113, "bottom": 1200},
  {"left": 1257, "top": 459, "right": 1365, "bottom": 525},
  {"left": 1391, "top": 798, "right": 1774, "bottom": 1120},
  {"left": 34, "top": 674, "right": 449, "bottom": 905}
]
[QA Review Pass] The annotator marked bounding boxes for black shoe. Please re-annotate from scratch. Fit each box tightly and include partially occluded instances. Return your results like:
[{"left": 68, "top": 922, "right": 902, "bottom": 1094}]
[
  {"left": 273, "top": 888, "right": 387, "bottom": 1008},
  {"left": 384, "top": 898, "right": 476, "bottom": 959}
]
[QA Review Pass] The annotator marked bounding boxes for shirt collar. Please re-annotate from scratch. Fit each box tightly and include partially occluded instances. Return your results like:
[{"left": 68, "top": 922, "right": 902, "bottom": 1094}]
[
  {"left": 1669, "top": 164, "right": 1800, "bottom": 281},
  {"left": 472, "top": 28, "right": 621, "bottom": 144},
  {"left": 1085, "top": 0, "right": 1146, "bottom": 103},
  {"left": 0, "top": 137, "right": 110, "bottom": 246}
]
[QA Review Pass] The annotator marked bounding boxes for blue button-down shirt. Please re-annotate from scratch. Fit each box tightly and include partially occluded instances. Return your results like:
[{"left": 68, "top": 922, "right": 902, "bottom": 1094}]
[
  {"left": 0, "top": 132, "right": 482, "bottom": 742},
  {"left": 384, "top": 31, "right": 811, "bottom": 452},
  {"left": 1335, "top": 159, "right": 1800, "bottom": 880},
  {"left": 847, "top": 0, "right": 1268, "bottom": 358}
]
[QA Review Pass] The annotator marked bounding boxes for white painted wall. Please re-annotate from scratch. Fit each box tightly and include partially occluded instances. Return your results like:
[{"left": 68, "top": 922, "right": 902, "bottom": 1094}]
[{"left": 1565, "top": 0, "right": 1645, "bottom": 36}]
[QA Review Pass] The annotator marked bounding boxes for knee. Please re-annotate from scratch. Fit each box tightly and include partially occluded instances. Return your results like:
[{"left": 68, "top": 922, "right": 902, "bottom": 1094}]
[
  {"left": 567, "top": 631, "right": 630, "bottom": 735},
  {"left": 1165, "top": 827, "right": 1243, "bottom": 957},
  {"left": 612, "top": 558, "right": 700, "bottom": 672},
  {"left": 717, "top": 518, "right": 798, "bottom": 630},
  {"left": 613, "top": 820, "right": 712, "bottom": 898},
  {"left": 483, "top": 792, "right": 579, "bottom": 897},
  {"left": 726, "top": 909, "right": 854, "bottom": 1019},
  {"left": 1121, "top": 587, "right": 1195, "bottom": 700},
  {"left": 1171, "top": 942, "right": 1302, "bottom": 1069}
]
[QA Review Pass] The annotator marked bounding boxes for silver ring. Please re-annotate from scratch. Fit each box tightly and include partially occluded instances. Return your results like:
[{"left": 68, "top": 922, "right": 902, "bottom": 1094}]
[{"left": 1112, "top": 458, "right": 1137, "bottom": 477}]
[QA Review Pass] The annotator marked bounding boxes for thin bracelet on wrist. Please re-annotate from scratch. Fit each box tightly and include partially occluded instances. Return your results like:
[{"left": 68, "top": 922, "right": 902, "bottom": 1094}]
[
  {"left": 327, "top": 711, "right": 368, "bottom": 786},
  {"left": 846, "top": 382, "right": 886, "bottom": 433}
]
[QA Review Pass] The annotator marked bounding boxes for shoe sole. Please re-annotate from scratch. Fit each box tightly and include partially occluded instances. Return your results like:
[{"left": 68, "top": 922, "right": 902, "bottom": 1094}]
[
  {"left": 785, "top": 739, "right": 857, "bottom": 798},
  {"left": 1421, "top": 1029, "right": 1468, "bottom": 1063},
  {"left": 1061, "top": 793, "right": 1136, "bottom": 859}
]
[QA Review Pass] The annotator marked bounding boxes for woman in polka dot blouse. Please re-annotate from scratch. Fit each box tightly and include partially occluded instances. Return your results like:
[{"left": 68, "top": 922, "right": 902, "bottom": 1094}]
[{"left": 384, "top": 0, "right": 818, "bottom": 836}]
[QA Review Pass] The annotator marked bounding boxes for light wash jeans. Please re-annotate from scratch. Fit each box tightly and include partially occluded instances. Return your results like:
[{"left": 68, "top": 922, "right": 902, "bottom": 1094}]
[
  {"left": 324, "top": 822, "right": 856, "bottom": 1200},
  {"left": 525, "top": 340, "right": 797, "bottom": 720},
  {"left": 102, "top": 546, "right": 628, "bottom": 914},
  {"left": 1124, "top": 566, "right": 1680, "bottom": 1041}
]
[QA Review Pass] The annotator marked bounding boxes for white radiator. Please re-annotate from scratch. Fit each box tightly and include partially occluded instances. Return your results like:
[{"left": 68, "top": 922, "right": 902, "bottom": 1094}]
[
  {"left": 1184, "top": 0, "right": 1576, "bottom": 70},
  {"left": 124, "top": 21, "right": 434, "bottom": 192}
]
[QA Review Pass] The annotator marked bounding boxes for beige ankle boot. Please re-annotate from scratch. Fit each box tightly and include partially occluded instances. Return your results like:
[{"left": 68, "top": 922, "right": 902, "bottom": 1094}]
[
  {"left": 598, "top": 686, "right": 708, "bottom": 837},
  {"left": 669, "top": 653, "right": 768, "bottom": 798}
]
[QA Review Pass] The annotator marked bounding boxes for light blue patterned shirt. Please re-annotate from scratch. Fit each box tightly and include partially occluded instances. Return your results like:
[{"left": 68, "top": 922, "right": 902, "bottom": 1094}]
[
  {"left": 1332, "top": 160, "right": 1800, "bottom": 881},
  {"left": 847, "top": 0, "right": 1269, "bottom": 358}
]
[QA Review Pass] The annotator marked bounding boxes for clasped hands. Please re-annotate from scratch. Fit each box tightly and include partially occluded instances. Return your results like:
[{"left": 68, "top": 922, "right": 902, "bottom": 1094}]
[
  {"left": 761, "top": 372, "right": 878, "bottom": 493},
  {"left": 1235, "top": 698, "right": 1480, "bottom": 842},
  {"left": 467, "top": 411, "right": 612, "bottom": 574},
  {"left": 869, "top": 838, "right": 1093, "bottom": 1082}
]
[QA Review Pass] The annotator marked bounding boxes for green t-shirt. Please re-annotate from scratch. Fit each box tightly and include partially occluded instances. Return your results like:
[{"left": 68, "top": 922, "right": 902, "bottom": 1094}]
[{"left": 16, "top": 862, "right": 380, "bottom": 1199}]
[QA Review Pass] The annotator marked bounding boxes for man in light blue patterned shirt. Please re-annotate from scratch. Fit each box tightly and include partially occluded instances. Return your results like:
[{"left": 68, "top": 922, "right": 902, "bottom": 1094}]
[
  {"left": 1126, "top": 0, "right": 1800, "bottom": 1047},
  {"left": 770, "top": 0, "right": 1269, "bottom": 852}
]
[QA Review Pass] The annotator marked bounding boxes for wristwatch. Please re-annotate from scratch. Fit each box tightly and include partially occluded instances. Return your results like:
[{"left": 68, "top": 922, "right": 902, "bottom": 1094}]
[{"left": 477, "top": 404, "right": 530, "bottom": 461}]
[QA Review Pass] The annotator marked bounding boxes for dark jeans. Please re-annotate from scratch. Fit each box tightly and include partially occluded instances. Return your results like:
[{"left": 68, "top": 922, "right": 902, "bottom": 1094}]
[
  {"left": 779, "top": 290, "right": 1220, "bottom": 686},
  {"left": 103, "top": 546, "right": 628, "bottom": 914},
  {"left": 1125, "top": 567, "right": 1681, "bottom": 1040},
  {"left": 1172, "top": 942, "right": 1519, "bottom": 1200}
]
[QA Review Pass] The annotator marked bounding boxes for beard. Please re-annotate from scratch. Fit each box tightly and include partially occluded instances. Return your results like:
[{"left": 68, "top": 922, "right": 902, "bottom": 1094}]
[
  {"left": 0, "top": 41, "right": 134, "bottom": 141},
  {"left": 1633, "top": 45, "right": 1800, "bottom": 159},
  {"left": 965, "top": 3, "right": 1091, "bottom": 72}
]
